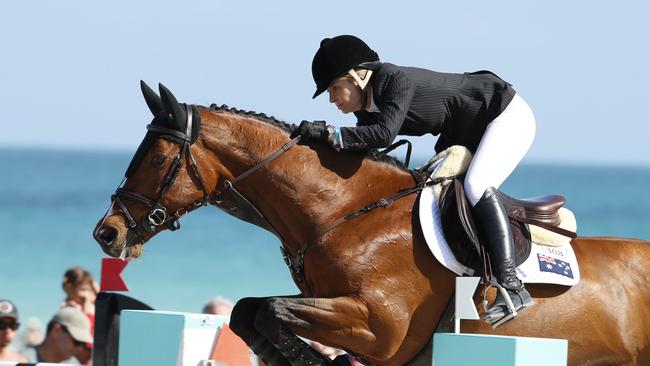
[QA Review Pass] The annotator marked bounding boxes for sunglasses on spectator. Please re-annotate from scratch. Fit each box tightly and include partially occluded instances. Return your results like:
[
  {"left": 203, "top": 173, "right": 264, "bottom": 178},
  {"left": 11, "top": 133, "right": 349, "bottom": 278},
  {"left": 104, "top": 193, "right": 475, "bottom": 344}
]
[{"left": 0, "top": 321, "right": 20, "bottom": 331}]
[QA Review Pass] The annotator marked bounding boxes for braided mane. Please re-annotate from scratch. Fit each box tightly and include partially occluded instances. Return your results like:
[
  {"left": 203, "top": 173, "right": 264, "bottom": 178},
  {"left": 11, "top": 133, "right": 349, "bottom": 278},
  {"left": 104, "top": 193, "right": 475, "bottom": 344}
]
[{"left": 202, "top": 104, "right": 409, "bottom": 171}]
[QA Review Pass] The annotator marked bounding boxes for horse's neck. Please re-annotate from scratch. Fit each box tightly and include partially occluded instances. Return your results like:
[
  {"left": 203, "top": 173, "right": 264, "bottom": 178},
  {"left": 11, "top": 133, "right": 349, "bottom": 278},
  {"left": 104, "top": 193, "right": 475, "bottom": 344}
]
[{"left": 201, "top": 110, "right": 414, "bottom": 247}]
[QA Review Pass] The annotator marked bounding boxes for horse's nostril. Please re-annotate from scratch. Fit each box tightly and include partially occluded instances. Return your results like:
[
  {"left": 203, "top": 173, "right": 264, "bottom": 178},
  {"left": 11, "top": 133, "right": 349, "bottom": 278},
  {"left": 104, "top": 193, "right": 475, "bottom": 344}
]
[{"left": 98, "top": 226, "right": 117, "bottom": 246}]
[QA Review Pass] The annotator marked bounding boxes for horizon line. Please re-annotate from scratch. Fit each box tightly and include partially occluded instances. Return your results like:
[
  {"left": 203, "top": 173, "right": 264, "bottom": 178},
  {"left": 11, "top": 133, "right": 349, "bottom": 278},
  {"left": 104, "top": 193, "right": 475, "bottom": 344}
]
[{"left": 1, "top": 143, "right": 648, "bottom": 168}]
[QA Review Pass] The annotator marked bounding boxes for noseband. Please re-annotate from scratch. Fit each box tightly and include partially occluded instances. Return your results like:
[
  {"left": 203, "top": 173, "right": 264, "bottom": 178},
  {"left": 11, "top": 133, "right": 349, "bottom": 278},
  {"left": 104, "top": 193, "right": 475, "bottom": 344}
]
[
  {"left": 100, "top": 105, "right": 302, "bottom": 251},
  {"left": 109, "top": 105, "right": 211, "bottom": 243}
]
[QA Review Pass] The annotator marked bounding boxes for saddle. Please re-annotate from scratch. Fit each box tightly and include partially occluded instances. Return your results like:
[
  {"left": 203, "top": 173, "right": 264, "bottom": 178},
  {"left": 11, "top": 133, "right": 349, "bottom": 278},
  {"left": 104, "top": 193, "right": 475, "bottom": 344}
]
[{"left": 438, "top": 178, "right": 576, "bottom": 274}]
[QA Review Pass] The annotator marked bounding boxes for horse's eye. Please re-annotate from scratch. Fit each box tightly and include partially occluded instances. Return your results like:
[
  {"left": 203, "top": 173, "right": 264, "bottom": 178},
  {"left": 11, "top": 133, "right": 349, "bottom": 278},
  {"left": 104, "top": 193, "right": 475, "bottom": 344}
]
[{"left": 152, "top": 154, "right": 166, "bottom": 165}]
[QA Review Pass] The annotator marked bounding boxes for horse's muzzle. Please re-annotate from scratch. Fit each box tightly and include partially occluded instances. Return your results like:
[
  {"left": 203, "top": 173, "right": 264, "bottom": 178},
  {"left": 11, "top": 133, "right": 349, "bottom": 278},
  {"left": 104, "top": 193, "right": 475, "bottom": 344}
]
[
  {"left": 94, "top": 225, "right": 117, "bottom": 247},
  {"left": 93, "top": 223, "right": 129, "bottom": 258}
]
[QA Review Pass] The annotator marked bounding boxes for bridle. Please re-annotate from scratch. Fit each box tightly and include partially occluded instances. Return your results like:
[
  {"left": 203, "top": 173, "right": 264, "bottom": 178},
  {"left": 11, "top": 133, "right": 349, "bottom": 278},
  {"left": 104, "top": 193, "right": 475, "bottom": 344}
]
[
  {"left": 96, "top": 104, "right": 301, "bottom": 251},
  {"left": 98, "top": 105, "right": 212, "bottom": 245}
]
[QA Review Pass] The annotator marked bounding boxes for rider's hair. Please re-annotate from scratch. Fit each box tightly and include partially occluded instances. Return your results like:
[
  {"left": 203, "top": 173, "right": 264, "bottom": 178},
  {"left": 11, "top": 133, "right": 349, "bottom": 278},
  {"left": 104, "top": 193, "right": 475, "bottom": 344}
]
[
  {"left": 338, "top": 68, "right": 369, "bottom": 83},
  {"left": 335, "top": 68, "right": 373, "bottom": 91}
]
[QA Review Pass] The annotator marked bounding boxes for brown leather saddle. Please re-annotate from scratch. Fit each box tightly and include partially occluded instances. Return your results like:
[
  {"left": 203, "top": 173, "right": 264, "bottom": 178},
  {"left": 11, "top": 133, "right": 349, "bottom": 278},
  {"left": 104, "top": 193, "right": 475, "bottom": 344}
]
[{"left": 438, "top": 179, "right": 576, "bottom": 275}]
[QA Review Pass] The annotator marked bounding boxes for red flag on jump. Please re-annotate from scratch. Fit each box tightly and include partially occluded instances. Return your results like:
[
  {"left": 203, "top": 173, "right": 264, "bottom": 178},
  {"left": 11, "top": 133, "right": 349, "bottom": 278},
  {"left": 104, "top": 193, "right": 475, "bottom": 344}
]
[{"left": 100, "top": 258, "right": 129, "bottom": 292}]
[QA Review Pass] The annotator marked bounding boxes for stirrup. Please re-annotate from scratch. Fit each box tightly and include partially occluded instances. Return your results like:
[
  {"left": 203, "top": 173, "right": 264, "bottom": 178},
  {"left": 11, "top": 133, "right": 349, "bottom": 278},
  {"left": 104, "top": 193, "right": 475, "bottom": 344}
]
[{"left": 482, "top": 282, "right": 532, "bottom": 329}]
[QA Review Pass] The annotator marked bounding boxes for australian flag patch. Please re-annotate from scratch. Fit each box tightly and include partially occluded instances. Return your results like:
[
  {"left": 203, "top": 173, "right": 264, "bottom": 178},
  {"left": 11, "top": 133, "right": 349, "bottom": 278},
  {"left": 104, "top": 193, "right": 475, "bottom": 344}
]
[{"left": 537, "top": 253, "right": 574, "bottom": 279}]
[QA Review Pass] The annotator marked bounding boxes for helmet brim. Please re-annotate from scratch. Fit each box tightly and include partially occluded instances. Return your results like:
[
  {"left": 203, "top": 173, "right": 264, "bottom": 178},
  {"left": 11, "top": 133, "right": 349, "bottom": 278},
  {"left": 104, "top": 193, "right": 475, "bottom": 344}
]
[{"left": 312, "top": 87, "right": 326, "bottom": 99}]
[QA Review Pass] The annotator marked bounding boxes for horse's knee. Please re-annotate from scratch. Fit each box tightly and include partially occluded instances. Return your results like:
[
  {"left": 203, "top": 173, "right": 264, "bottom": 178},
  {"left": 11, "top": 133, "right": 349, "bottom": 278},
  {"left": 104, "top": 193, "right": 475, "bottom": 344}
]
[
  {"left": 358, "top": 324, "right": 405, "bottom": 361},
  {"left": 230, "top": 297, "right": 266, "bottom": 341},
  {"left": 254, "top": 297, "right": 284, "bottom": 341},
  {"left": 365, "top": 338, "right": 401, "bottom": 361}
]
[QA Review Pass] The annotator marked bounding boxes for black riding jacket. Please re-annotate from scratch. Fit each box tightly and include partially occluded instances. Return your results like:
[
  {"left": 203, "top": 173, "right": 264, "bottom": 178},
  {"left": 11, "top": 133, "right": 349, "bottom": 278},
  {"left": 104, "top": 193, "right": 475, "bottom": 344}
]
[{"left": 341, "top": 62, "right": 516, "bottom": 153}]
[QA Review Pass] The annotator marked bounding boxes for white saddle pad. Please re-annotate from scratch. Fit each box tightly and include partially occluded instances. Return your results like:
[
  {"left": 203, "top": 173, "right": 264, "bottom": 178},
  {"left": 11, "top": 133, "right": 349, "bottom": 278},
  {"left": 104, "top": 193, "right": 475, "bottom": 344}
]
[{"left": 418, "top": 179, "right": 580, "bottom": 286}]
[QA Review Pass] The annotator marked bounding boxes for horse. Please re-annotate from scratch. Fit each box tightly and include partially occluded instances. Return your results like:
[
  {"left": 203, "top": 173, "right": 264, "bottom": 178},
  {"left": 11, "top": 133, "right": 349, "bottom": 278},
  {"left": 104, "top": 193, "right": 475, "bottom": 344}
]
[{"left": 93, "top": 82, "right": 650, "bottom": 366}]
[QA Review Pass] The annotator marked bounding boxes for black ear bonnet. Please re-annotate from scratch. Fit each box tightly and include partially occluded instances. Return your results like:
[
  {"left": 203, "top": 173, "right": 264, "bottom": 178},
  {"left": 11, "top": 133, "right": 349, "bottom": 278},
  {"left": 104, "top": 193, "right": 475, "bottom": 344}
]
[{"left": 125, "top": 81, "right": 202, "bottom": 177}]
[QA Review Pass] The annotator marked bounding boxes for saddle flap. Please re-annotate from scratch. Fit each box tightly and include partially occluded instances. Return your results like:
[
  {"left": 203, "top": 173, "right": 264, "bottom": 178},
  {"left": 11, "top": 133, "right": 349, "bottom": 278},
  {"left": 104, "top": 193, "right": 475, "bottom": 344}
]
[
  {"left": 439, "top": 179, "right": 481, "bottom": 267},
  {"left": 452, "top": 179, "right": 481, "bottom": 252},
  {"left": 439, "top": 179, "right": 532, "bottom": 270}
]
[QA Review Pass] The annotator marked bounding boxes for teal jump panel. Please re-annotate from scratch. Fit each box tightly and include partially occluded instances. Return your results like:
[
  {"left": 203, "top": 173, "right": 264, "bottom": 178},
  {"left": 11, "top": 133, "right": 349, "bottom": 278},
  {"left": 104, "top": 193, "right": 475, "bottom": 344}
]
[
  {"left": 119, "top": 310, "right": 228, "bottom": 366},
  {"left": 433, "top": 333, "right": 567, "bottom": 366}
]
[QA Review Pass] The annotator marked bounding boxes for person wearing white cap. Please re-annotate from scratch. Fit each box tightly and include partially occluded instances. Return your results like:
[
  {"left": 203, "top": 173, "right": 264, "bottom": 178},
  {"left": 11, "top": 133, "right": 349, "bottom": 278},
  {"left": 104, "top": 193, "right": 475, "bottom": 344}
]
[
  {"left": 21, "top": 306, "right": 93, "bottom": 364},
  {"left": 0, "top": 299, "right": 28, "bottom": 362}
]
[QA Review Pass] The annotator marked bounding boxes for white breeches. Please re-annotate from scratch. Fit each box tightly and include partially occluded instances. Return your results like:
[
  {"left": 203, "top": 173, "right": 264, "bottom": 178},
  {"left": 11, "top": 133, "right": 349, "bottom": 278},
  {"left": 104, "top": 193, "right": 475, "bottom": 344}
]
[{"left": 464, "top": 94, "right": 536, "bottom": 206}]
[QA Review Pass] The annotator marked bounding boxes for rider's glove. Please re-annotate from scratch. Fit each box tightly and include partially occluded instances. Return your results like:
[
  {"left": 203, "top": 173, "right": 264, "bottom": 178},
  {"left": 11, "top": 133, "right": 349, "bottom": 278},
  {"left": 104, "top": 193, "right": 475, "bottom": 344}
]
[{"left": 290, "top": 120, "right": 334, "bottom": 143}]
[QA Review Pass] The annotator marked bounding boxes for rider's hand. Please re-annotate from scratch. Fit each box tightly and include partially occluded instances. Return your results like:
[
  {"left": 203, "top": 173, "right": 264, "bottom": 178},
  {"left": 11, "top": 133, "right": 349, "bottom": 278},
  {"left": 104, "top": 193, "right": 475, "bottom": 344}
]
[{"left": 290, "top": 120, "right": 331, "bottom": 141}]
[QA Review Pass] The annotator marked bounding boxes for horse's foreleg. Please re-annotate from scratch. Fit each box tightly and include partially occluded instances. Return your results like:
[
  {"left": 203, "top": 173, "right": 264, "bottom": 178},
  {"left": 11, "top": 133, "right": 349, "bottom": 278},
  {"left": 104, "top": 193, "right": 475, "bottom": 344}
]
[
  {"left": 253, "top": 297, "right": 342, "bottom": 366},
  {"left": 230, "top": 296, "right": 293, "bottom": 366},
  {"left": 232, "top": 296, "right": 345, "bottom": 366},
  {"left": 256, "top": 296, "right": 407, "bottom": 363}
]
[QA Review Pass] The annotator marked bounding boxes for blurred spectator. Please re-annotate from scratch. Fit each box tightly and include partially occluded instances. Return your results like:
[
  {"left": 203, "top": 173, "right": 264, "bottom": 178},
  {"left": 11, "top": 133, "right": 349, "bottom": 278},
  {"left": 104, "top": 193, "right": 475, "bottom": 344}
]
[
  {"left": 61, "top": 266, "right": 98, "bottom": 364},
  {"left": 21, "top": 307, "right": 93, "bottom": 364},
  {"left": 310, "top": 341, "right": 345, "bottom": 359},
  {"left": 0, "top": 299, "right": 28, "bottom": 362},
  {"left": 19, "top": 317, "right": 45, "bottom": 348},
  {"left": 345, "top": 355, "right": 365, "bottom": 366},
  {"left": 310, "top": 341, "right": 364, "bottom": 366},
  {"left": 202, "top": 296, "right": 234, "bottom": 316},
  {"left": 62, "top": 266, "right": 99, "bottom": 319}
]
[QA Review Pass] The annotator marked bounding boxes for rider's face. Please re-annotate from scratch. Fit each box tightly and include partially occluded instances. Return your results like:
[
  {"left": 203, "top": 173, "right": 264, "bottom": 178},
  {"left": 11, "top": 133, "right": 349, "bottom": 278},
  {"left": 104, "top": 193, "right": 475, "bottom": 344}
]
[{"left": 327, "top": 77, "right": 363, "bottom": 114}]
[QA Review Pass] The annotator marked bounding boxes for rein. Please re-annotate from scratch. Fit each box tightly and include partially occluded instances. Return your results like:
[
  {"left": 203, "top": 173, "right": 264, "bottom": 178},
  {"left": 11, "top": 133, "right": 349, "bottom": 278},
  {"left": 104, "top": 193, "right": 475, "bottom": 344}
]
[
  {"left": 210, "top": 136, "right": 302, "bottom": 239},
  {"left": 107, "top": 108, "right": 454, "bottom": 292}
]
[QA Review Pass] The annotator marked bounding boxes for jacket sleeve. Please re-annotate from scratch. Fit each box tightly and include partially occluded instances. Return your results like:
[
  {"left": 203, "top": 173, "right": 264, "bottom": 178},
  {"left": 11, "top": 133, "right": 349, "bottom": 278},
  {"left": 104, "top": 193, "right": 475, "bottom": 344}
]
[{"left": 339, "top": 71, "right": 415, "bottom": 150}]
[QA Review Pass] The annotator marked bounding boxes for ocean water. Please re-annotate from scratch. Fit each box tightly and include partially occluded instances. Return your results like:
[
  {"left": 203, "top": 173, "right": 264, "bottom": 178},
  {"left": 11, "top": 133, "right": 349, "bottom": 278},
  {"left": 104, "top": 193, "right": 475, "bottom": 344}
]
[{"left": 0, "top": 147, "right": 648, "bottom": 329}]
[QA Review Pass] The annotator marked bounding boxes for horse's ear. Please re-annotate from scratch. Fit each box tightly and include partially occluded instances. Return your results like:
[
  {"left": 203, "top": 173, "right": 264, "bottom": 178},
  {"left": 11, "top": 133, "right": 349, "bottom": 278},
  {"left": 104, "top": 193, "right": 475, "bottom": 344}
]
[
  {"left": 159, "top": 83, "right": 186, "bottom": 128},
  {"left": 140, "top": 80, "right": 163, "bottom": 116}
]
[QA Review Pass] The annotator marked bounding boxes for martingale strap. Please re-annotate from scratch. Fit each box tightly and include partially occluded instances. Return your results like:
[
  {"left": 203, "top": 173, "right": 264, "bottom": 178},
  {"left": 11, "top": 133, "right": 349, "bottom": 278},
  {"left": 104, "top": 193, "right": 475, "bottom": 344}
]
[
  {"left": 211, "top": 136, "right": 302, "bottom": 234},
  {"left": 218, "top": 180, "right": 281, "bottom": 236},
  {"left": 283, "top": 174, "right": 464, "bottom": 286},
  {"left": 209, "top": 134, "right": 461, "bottom": 288}
]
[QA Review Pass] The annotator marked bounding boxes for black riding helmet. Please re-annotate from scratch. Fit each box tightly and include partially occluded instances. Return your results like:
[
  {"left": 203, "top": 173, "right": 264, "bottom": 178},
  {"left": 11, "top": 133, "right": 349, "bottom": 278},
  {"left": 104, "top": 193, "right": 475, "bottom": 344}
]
[{"left": 311, "top": 35, "right": 379, "bottom": 99}]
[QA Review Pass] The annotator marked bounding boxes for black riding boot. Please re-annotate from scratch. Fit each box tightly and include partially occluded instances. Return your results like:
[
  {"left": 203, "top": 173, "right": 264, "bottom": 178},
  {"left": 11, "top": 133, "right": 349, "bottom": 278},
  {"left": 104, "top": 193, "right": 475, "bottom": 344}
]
[{"left": 473, "top": 187, "right": 533, "bottom": 325}]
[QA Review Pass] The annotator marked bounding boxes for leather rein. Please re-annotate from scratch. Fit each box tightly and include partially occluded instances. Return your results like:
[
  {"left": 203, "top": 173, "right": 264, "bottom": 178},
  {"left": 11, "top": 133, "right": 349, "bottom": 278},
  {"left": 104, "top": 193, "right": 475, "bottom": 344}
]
[{"left": 107, "top": 109, "right": 449, "bottom": 290}]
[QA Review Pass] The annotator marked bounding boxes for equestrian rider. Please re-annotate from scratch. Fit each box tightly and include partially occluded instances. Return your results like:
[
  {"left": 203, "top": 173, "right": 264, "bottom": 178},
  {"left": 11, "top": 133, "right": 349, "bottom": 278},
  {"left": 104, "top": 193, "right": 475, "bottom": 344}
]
[{"left": 291, "top": 35, "right": 536, "bottom": 324}]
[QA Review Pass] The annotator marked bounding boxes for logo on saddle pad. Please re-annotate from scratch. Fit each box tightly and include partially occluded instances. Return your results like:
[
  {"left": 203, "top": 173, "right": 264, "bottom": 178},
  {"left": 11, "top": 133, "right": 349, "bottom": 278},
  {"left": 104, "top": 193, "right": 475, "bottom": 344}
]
[{"left": 538, "top": 254, "right": 574, "bottom": 279}]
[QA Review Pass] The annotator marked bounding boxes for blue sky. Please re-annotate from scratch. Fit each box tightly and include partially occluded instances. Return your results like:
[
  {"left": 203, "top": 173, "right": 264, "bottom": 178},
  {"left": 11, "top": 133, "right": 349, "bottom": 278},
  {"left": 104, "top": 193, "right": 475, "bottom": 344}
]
[{"left": 1, "top": 0, "right": 648, "bottom": 165}]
